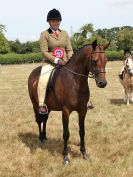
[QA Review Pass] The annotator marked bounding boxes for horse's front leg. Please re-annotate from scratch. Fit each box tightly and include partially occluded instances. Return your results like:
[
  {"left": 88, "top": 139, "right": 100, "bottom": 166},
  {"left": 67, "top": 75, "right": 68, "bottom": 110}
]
[
  {"left": 62, "top": 107, "right": 70, "bottom": 165},
  {"left": 78, "top": 109, "right": 88, "bottom": 160},
  {"left": 124, "top": 87, "right": 130, "bottom": 105}
]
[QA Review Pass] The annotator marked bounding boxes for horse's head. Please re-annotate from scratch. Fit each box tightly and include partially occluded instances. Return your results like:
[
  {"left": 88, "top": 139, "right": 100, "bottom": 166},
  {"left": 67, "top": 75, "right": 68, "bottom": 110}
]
[
  {"left": 88, "top": 40, "right": 109, "bottom": 88},
  {"left": 124, "top": 56, "right": 133, "bottom": 76}
]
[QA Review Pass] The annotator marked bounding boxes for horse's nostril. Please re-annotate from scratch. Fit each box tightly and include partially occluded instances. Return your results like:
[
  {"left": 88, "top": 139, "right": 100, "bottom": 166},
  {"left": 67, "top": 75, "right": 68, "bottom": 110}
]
[
  {"left": 97, "top": 80, "right": 107, "bottom": 87},
  {"left": 99, "top": 81, "right": 103, "bottom": 85}
]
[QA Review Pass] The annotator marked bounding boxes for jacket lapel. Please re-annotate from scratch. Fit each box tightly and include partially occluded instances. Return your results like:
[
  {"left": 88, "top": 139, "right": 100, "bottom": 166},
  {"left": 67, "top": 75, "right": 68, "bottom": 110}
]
[
  {"left": 58, "top": 29, "right": 62, "bottom": 40},
  {"left": 47, "top": 28, "right": 62, "bottom": 40}
]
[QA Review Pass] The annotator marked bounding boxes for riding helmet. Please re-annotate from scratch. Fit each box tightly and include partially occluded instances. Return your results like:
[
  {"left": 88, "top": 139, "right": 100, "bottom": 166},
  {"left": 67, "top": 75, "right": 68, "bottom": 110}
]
[{"left": 47, "top": 9, "right": 62, "bottom": 22}]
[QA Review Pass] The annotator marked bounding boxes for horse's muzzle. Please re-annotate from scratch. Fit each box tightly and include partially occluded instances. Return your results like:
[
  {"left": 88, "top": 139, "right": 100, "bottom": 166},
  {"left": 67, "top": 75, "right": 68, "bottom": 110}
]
[{"left": 96, "top": 80, "right": 107, "bottom": 88}]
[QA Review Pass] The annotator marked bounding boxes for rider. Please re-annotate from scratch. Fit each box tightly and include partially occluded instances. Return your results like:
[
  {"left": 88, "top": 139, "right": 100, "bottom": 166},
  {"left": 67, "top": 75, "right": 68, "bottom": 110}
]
[
  {"left": 38, "top": 8, "right": 73, "bottom": 114},
  {"left": 38, "top": 8, "right": 94, "bottom": 114},
  {"left": 119, "top": 48, "right": 132, "bottom": 80}
]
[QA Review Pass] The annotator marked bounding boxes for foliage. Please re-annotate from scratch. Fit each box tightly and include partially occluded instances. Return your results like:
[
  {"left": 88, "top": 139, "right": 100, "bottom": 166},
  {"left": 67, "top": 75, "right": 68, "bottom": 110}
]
[
  {"left": 0, "top": 50, "right": 126, "bottom": 64},
  {"left": 0, "top": 25, "right": 10, "bottom": 54},
  {"left": 0, "top": 33, "right": 10, "bottom": 54},
  {"left": 71, "top": 23, "right": 108, "bottom": 51},
  {"left": 9, "top": 40, "right": 40, "bottom": 54},
  {"left": 96, "top": 26, "right": 133, "bottom": 50},
  {"left": 117, "top": 29, "right": 133, "bottom": 50},
  {"left": 0, "top": 52, "right": 42, "bottom": 64}
]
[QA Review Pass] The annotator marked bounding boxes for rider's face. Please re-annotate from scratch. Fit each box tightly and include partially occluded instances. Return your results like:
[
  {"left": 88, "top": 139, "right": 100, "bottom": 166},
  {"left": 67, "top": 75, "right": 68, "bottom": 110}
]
[{"left": 49, "top": 20, "right": 61, "bottom": 31}]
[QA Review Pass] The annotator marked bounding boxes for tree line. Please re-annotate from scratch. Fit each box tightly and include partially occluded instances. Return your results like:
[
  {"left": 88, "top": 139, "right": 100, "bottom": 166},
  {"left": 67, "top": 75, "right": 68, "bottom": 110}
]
[{"left": 0, "top": 23, "right": 133, "bottom": 54}]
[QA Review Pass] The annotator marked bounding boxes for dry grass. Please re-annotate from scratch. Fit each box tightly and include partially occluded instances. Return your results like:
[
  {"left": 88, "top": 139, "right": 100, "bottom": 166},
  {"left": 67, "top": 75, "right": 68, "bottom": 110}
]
[{"left": 0, "top": 61, "right": 133, "bottom": 177}]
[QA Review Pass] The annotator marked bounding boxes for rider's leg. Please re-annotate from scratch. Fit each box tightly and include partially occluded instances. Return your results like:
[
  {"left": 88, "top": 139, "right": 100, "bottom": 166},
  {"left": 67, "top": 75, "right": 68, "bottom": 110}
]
[{"left": 38, "top": 64, "right": 54, "bottom": 114}]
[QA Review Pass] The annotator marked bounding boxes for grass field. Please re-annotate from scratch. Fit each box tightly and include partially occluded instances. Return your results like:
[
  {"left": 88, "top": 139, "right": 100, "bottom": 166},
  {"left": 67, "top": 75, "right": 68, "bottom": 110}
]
[{"left": 0, "top": 61, "right": 133, "bottom": 177}]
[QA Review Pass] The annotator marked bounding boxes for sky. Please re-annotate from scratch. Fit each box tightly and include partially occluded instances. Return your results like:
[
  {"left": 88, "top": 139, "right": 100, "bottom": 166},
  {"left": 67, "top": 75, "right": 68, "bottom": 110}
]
[{"left": 0, "top": 0, "right": 133, "bottom": 42}]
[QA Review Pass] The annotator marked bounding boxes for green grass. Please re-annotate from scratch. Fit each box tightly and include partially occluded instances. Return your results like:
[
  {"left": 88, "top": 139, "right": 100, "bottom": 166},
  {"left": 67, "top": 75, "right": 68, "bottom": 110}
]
[{"left": 0, "top": 61, "right": 132, "bottom": 177}]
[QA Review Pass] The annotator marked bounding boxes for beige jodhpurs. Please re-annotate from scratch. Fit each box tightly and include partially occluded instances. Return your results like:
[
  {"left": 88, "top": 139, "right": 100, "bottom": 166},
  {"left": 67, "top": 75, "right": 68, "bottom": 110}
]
[{"left": 38, "top": 64, "right": 54, "bottom": 106}]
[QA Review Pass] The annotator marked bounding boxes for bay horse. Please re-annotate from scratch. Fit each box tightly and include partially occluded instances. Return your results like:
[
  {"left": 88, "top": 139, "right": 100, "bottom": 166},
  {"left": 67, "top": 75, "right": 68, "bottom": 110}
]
[{"left": 28, "top": 40, "right": 109, "bottom": 164}]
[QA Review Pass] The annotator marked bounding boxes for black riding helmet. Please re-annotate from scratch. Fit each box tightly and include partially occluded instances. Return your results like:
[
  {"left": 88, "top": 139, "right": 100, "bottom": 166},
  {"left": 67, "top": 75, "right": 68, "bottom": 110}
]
[
  {"left": 47, "top": 8, "right": 62, "bottom": 22},
  {"left": 124, "top": 48, "right": 131, "bottom": 55}
]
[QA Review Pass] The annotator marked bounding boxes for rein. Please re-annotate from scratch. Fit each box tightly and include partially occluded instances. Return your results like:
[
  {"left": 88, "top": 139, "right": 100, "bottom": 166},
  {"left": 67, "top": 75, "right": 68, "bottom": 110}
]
[
  {"left": 29, "top": 52, "right": 106, "bottom": 85},
  {"left": 63, "top": 51, "right": 106, "bottom": 79},
  {"left": 62, "top": 66, "right": 88, "bottom": 78}
]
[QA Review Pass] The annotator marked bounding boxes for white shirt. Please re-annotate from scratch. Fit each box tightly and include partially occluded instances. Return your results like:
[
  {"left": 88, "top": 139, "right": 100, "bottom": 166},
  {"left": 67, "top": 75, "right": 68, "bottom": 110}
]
[{"left": 50, "top": 28, "right": 59, "bottom": 34}]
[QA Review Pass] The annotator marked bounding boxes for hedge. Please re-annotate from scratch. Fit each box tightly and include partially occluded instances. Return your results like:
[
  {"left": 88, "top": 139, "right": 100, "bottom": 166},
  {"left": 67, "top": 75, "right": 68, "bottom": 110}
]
[
  {"left": 106, "top": 50, "right": 123, "bottom": 61},
  {"left": 0, "top": 53, "right": 42, "bottom": 64},
  {"left": 0, "top": 51, "right": 124, "bottom": 64}
]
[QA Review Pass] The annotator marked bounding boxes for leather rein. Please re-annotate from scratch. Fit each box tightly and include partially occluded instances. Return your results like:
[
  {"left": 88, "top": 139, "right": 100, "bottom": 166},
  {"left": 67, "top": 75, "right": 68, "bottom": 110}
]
[{"left": 63, "top": 51, "right": 106, "bottom": 79}]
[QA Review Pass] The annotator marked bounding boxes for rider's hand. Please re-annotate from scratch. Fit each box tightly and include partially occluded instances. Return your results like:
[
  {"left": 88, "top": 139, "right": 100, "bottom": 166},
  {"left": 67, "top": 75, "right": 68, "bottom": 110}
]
[
  {"left": 57, "top": 59, "right": 65, "bottom": 65},
  {"left": 54, "top": 58, "right": 65, "bottom": 65}
]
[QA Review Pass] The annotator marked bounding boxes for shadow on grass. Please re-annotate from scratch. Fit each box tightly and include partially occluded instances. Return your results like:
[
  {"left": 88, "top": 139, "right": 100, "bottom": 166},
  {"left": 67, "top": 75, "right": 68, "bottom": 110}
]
[
  {"left": 18, "top": 132, "right": 80, "bottom": 157},
  {"left": 110, "top": 98, "right": 125, "bottom": 106},
  {"left": 19, "top": 132, "right": 63, "bottom": 155}
]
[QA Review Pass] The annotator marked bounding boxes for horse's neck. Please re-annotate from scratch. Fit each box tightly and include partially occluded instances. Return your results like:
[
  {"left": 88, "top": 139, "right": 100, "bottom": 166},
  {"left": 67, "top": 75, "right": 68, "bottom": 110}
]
[{"left": 66, "top": 54, "right": 89, "bottom": 76}]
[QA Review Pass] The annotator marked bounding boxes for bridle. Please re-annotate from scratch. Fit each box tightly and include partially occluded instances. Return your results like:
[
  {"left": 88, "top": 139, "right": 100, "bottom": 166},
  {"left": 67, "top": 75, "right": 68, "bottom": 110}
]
[{"left": 63, "top": 51, "right": 106, "bottom": 79}]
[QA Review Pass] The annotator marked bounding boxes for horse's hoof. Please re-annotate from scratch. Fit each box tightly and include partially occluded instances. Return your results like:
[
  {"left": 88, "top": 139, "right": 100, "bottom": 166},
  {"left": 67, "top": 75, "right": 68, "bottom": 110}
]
[
  {"left": 39, "top": 139, "right": 45, "bottom": 144},
  {"left": 64, "top": 159, "right": 70, "bottom": 165},
  {"left": 82, "top": 152, "right": 89, "bottom": 160},
  {"left": 39, "top": 137, "right": 47, "bottom": 144},
  {"left": 63, "top": 156, "right": 70, "bottom": 165}
]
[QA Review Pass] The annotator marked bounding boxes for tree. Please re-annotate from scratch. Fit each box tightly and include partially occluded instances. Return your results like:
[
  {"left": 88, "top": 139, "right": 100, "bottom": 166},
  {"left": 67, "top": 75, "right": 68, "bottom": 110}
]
[
  {"left": 96, "top": 26, "right": 133, "bottom": 50},
  {"left": 117, "top": 29, "right": 133, "bottom": 50},
  {"left": 0, "top": 25, "right": 10, "bottom": 54},
  {"left": 0, "top": 24, "right": 6, "bottom": 34},
  {"left": 9, "top": 39, "right": 21, "bottom": 53},
  {"left": 71, "top": 23, "right": 107, "bottom": 51},
  {"left": 80, "top": 23, "right": 94, "bottom": 38},
  {"left": 9, "top": 40, "right": 40, "bottom": 54}
]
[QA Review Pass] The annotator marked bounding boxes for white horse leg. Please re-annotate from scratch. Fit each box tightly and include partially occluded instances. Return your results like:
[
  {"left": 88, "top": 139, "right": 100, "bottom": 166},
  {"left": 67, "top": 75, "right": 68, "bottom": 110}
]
[
  {"left": 126, "top": 92, "right": 130, "bottom": 105},
  {"left": 127, "top": 98, "right": 129, "bottom": 105},
  {"left": 124, "top": 95, "right": 127, "bottom": 103},
  {"left": 124, "top": 87, "right": 130, "bottom": 105},
  {"left": 131, "top": 96, "right": 133, "bottom": 102},
  {"left": 124, "top": 88, "right": 127, "bottom": 103}
]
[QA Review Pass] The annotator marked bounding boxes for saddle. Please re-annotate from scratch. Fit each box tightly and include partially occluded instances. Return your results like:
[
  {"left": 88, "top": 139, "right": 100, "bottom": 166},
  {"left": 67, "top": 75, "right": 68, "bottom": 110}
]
[{"left": 47, "top": 65, "right": 62, "bottom": 91}]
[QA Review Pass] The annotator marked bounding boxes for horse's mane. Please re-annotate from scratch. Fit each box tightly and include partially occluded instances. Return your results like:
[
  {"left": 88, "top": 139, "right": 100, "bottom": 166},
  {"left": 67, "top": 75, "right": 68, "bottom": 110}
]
[{"left": 66, "top": 44, "right": 91, "bottom": 64}]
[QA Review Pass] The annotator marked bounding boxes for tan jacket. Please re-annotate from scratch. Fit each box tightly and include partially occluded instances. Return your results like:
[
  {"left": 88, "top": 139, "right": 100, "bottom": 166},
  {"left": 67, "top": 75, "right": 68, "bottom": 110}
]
[{"left": 39, "top": 28, "right": 73, "bottom": 63}]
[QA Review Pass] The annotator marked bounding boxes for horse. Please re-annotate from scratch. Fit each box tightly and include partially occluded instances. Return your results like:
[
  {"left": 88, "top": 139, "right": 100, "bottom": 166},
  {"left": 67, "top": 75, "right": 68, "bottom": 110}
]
[
  {"left": 119, "top": 56, "right": 133, "bottom": 105},
  {"left": 28, "top": 40, "right": 109, "bottom": 164}
]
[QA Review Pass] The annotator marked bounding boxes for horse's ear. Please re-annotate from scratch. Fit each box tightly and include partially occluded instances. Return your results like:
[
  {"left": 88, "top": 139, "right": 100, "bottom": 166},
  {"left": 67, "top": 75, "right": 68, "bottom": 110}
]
[
  {"left": 103, "top": 41, "right": 110, "bottom": 50},
  {"left": 92, "top": 40, "right": 97, "bottom": 50}
]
